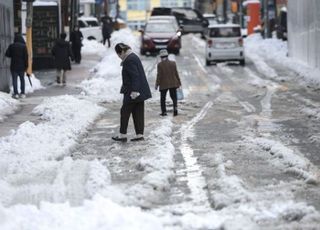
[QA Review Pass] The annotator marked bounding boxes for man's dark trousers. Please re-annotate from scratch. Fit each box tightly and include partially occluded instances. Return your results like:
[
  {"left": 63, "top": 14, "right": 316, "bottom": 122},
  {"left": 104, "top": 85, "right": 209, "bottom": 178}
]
[
  {"left": 120, "top": 101, "right": 144, "bottom": 135},
  {"left": 160, "top": 88, "right": 177, "bottom": 113},
  {"left": 11, "top": 71, "right": 25, "bottom": 95}
]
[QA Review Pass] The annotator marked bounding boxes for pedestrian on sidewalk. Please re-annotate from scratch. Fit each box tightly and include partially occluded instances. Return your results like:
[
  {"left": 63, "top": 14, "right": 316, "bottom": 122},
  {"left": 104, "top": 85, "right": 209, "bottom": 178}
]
[
  {"left": 51, "top": 33, "right": 74, "bottom": 85},
  {"left": 5, "top": 34, "right": 28, "bottom": 99},
  {"left": 70, "top": 26, "right": 83, "bottom": 64},
  {"left": 155, "top": 49, "right": 181, "bottom": 116},
  {"left": 101, "top": 16, "right": 113, "bottom": 47},
  {"left": 112, "top": 43, "right": 152, "bottom": 142}
]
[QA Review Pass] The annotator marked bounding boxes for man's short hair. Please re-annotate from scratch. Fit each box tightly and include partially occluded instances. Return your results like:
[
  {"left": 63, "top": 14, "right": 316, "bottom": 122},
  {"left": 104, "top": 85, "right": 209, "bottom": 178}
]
[
  {"left": 115, "top": 43, "right": 131, "bottom": 54},
  {"left": 60, "top": 33, "right": 67, "bottom": 40}
]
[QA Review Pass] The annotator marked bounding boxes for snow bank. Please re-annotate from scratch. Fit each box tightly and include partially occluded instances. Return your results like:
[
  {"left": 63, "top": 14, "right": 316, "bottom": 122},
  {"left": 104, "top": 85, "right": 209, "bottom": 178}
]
[
  {"left": 0, "top": 92, "right": 19, "bottom": 122},
  {"left": 79, "top": 28, "right": 140, "bottom": 102}
]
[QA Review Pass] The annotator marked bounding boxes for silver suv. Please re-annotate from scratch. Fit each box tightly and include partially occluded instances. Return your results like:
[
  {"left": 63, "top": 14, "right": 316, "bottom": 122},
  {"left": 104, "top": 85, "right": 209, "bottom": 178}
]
[{"left": 204, "top": 24, "right": 245, "bottom": 66}]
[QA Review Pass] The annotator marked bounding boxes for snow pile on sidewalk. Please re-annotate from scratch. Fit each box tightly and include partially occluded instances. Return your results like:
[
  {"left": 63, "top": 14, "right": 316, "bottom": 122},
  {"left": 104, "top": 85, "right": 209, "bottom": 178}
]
[
  {"left": 80, "top": 28, "right": 140, "bottom": 102},
  {"left": 0, "top": 92, "right": 19, "bottom": 122},
  {"left": 82, "top": 39, "right": 106, "bottom": 57},
  {"left": 0, "top": 74, "right": 43, "bottom": 121},
  {"left": 245, "top": 34, "right": 320, "bottom": 84}
]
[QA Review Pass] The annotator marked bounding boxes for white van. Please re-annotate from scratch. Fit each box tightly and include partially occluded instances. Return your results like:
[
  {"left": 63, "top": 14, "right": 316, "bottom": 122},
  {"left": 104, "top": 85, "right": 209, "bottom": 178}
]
[
  {"left": 78, "top": 16, "right": 102, "bottom": 42},
  {"left": 205, "top": 24, "right": 245, "bottom": 66}
]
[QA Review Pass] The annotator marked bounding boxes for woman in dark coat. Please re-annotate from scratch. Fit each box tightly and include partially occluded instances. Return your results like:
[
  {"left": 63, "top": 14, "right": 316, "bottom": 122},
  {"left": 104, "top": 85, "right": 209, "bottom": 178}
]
[
  {"left": 112, "top": 43, "right": 152, "bottom": 142},
  {"left": 102, "top": 16, "right": 113, "bottom": 47},
  {"left": 70, "top": 26, "right": 83, "bottom": 63},
  {"left": 51, "top": 33, "right": 74, "bottom": 85},
  {"left": 5, "top": 34, "right": 28, "bottom": 98}
]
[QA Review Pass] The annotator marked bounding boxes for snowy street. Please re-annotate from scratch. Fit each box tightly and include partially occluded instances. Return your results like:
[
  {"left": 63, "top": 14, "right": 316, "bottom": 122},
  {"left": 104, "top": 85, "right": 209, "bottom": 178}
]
[{"left": 1, "top": 28, "right": 320, "bottom": 229}]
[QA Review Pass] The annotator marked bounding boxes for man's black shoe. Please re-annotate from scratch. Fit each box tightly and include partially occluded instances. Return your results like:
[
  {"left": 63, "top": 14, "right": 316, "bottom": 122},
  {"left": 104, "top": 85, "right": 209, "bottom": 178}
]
[
  {"left": 160, "top": 112, "right": 167, "bottom": 116},
  {"left": 173, "top": 110, "right": 178, "bottom": 116},
  {"left": 130, "top": 136, "right": 144, "bottom": 142},
  {"left": 112, "top": 136, "right": 127, "bottom": 142}
]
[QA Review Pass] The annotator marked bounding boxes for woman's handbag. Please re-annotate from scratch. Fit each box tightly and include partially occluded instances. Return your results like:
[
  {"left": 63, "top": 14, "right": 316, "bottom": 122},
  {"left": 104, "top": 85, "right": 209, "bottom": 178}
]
[{"left": 176, "top": 87, "right": 184, "bottom": 100}]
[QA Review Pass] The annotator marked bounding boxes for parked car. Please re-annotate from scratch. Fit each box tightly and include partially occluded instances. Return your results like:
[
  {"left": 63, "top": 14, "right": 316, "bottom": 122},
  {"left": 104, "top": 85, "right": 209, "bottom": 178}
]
[
  {"left": 150, "top": 7, "right": 172, "bottom": 16},
  {"left": 148, "top": 15, "right": 182, "bottom": 34},
  {"left": 78, "top": 16, "right": 102, "bottom": 41},
  {"left": 203, "top": 13, "right": 218, "bottom": 26},
  {"left": 150, "top": 7, "right": 209, "bottom": 35},
  {"left": 140, "top": 20, "right": 181, "bottom": 55},
  {"left": 204, "top": 24, "right": 245, "bottom": 66}
]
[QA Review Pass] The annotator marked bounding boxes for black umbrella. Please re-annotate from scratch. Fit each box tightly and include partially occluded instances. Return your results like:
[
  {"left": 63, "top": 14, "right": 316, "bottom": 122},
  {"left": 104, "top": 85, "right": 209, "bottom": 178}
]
[{"left": 26, "top": 73, "right": 32, "bottom": 87}]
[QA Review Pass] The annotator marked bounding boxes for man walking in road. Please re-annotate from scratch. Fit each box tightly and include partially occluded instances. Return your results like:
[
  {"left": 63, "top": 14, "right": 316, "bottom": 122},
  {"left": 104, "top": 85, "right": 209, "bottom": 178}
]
[
  {"left": 155, "top": 49, "right": 182, "bottom": 116},
  {"left": 5, "top": 34, "right": 28, "bottom": 99},
  {"left": 52, "top": 33, "right": 74, "bottom": 85},
  {"left": 112, "top": 43, "right": 152, "bottom": 142},
  {"left": 70, "top": 26, "right": 83, "bottom": 64}
]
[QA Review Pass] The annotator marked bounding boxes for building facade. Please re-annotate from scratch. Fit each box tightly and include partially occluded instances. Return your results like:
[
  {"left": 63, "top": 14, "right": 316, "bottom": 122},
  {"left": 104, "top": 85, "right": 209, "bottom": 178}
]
[
  {"left": 0, "top": 0, "right": 14, "bottom": 93},
  {"left": 288, "top": 0, "right": 320, "bottom": 70}
]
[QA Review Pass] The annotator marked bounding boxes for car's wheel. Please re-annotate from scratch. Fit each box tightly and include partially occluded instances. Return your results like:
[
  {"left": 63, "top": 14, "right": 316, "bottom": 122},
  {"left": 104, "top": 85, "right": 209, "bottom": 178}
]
[
  {"left": 206, "top": 59, "right": 211, "bottom": 66},
  {"left": 240, "top": 59, "right": 245, "bottom": 66},
  {"left": 140, "top": 49, "right": 146, "bottom": 55}
]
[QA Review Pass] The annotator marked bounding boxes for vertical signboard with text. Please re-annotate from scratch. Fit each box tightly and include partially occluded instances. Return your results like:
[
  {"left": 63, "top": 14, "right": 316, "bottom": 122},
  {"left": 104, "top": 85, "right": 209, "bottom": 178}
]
[{"left": 32, "top": 3, "right": 59, "bottom": 70}]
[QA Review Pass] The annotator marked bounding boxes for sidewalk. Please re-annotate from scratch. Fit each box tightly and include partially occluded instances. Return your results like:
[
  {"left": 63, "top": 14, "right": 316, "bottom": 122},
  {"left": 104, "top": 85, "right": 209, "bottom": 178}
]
[{"left": 0, "top": 55, "right": 100, "bottom": 137}]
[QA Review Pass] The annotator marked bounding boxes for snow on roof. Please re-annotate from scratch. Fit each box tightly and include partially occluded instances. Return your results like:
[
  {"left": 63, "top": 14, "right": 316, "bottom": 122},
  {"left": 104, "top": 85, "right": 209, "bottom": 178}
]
[
  {"left": 203, "top": 13, "right": 216, "bottom": 18},
  {"left": 33, "top": 0, "right": 57, "bottom": 6},
  {"left": 208, "top": 23, "right": 241, "bottom": 28},
  {"left": 243, "top": 0, "right": 260, "bottom": 7},
  {"left": 281, "top": 6, "right": 287, "bottom": 12},
  {"left": 80, "top": 0, "right": 95, "bottom": 3},
  {"left": 78, "top": 16, "right": 99, "bottom": 21}
]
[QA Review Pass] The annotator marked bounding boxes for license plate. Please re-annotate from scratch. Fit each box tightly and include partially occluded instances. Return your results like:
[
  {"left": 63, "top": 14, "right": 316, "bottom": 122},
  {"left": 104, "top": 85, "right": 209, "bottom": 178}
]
[
  {"left": 216, "top": 43, "right": 235, "bottom": 49},
  {"left": 155, "top": 45, "right": 167, "bottom": 49}
]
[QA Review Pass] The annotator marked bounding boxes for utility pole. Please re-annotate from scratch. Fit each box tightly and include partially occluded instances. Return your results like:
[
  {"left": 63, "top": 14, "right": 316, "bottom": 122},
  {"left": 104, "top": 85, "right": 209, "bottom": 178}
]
[
  {"left": 223, "top": 0, "right": 228, "bottom": 23},
  {"left": 25, "top": 1, "right": 33, "bottom": 76},
  {"left": 264, "top": 0, "right": 269, "bottom": 38},
  {"left": 239, "top": 0, "right": 243, "bottom": 28},
  {"left": 104, "top": 0, "right": 109, "bottom": 16}
]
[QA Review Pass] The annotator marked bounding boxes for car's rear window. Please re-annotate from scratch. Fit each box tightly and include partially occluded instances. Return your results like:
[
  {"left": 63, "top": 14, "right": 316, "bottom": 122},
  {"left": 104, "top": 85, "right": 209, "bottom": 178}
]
[
  {"left": 86, "top": 20, "right": 99, "bottom": 27},
  {"left": 145, "top": 23, "right": 176, "bottom": 33},
  {"left": 209, "top": 27, "right": 241, "bottom": 37}
]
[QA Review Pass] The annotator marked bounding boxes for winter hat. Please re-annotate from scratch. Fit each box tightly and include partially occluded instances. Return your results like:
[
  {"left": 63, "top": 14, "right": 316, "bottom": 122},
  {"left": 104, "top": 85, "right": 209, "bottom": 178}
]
[{"left": 159, "top": 49, "right": 168, "bottom": 57}]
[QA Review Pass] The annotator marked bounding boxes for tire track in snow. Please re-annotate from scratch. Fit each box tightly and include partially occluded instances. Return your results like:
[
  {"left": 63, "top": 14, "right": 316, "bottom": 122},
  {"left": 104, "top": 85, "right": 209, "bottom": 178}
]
[{"left": 178, "top": 101, "right": 213, "bottom": 210}]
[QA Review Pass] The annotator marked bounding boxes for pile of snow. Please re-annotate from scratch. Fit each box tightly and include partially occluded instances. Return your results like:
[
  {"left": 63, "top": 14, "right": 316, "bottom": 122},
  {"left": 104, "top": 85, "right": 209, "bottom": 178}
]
[
  {"left": 82, "top": 39, "right": 106, "bottom": 57},
  {"left": 245, "top": 34, "right": 320, "bottom": 84},
  {"left": 0, "top": 74, "right": 43, "bottom": 122},
  {"left": 80, "top": 28, "right": 140, "bottom": 102},
  {"left": 0, "top": 92, "right": 19, "bottom": 122}
]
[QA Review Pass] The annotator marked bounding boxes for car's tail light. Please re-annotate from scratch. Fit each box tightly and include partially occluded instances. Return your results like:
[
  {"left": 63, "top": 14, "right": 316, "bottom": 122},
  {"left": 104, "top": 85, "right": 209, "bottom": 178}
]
[
  {"left": 208, "top": 39, "right": 213, "bottom": 48},
  {"left": 238, "top": 38, "right": 243, "bottom": 46}
]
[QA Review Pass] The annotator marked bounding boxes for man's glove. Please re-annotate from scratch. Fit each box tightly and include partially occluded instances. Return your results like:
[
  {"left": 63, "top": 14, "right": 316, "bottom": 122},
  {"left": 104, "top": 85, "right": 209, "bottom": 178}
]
[
  {"left": 155, "top": 85, "right": 158, "bottom": 90},
  {"left": 130, "top": 91, "right": 140, "bottom": 99}
]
